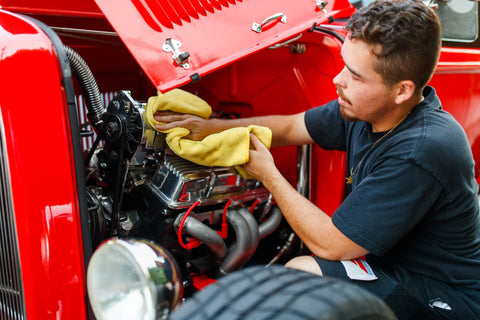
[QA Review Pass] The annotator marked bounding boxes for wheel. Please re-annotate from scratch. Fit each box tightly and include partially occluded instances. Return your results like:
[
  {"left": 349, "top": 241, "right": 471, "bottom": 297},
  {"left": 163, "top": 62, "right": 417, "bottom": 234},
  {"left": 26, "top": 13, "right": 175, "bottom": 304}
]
[{"left": 170, "top": 265, "right": 397, "bottom": 320}]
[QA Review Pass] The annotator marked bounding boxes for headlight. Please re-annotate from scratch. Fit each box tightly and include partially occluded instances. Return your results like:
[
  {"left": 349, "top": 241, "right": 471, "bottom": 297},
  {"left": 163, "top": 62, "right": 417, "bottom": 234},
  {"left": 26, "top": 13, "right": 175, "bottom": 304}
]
[{"left": 87, "top": 238, "right": 183, "bottom": 320}]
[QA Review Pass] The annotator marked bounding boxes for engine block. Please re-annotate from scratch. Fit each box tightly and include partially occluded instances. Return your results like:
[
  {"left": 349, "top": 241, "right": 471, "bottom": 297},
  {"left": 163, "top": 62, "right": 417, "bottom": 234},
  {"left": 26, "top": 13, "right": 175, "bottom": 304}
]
[{"left": 146, "top": 154, "right": 271, "bottom": 210}]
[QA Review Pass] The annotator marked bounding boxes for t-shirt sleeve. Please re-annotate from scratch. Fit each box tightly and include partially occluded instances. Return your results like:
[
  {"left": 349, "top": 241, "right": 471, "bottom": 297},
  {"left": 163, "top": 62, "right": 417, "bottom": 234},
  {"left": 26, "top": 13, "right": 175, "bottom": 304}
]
[
  {"left": 305, "top": 100, "right": 348, "bottom": 151},
  {"left": 332, "top": 157, "right": 443, "bottom": 256}
]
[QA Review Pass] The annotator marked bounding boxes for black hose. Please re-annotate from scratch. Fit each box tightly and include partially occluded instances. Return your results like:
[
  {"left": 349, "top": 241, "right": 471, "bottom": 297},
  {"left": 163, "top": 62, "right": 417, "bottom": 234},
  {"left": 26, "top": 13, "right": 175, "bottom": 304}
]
[
  {"left": 84, "top": 125, "right": 105, "bottom": 165},
  {"left": 314, "top": 26, "right": 345, "bottom": 43},
  {"left": 64, "top": 45, "right": 105, "bottom": 127}
]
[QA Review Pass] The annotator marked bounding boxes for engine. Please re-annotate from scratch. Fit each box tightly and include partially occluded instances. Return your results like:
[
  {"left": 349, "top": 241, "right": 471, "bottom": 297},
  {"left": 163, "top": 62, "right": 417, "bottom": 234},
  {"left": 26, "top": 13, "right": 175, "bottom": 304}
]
[
  {"left": 64, "top": 42, "right": 298, "bottom": 294},
  {"left": 83, "top": 89, "right": 292, "bottom": 291}
]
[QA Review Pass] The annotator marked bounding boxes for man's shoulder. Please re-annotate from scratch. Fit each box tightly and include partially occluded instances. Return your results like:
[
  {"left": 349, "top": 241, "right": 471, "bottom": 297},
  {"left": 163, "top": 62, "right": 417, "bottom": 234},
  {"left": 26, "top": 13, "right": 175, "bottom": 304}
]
[
  {"left": 383, "top": 102, "right": 472, "bottom": 175},
  {"left": 420, "top": 107, "right": 468, "bottom": 152},
  {"left": 394, "top": 105, "right": 475, "bottom": 186}
]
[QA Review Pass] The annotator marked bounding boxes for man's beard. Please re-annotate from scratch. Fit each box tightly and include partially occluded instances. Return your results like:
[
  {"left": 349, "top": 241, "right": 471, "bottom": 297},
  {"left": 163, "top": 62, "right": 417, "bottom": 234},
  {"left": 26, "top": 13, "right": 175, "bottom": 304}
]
[
  {"left": 339, "top": 105, "right": 358, "bottom": 123},
  {"left": 337, "top": 87, "right": 358, "bottom": 123}
]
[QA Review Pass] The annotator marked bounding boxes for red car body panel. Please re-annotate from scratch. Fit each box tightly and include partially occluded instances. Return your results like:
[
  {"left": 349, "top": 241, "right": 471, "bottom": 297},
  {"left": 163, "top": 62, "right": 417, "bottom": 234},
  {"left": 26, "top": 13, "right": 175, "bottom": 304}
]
[
  {"left": 179, "top": 29, "right": 349, "bottom": 215},
  {"left": 1, "top": 0, "right": 479, "bottom": 319},
  {"left": 92, "top": 0, "right": 354, "bottom": 92},
  {"left": 432, "top": 48, "right": 480, "bottom": 180},
  {"left": 0, "top": 11, "right": 87, "bottom": 319},
  {"left": 0, "top": 0, "right": 104, "bottom": 17}
]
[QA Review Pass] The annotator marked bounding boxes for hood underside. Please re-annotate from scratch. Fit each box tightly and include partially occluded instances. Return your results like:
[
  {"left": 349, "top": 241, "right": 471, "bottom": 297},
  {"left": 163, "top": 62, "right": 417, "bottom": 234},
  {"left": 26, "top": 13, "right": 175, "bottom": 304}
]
[{"left": 94, "top": 0, "right": 353, "bottom": 92}]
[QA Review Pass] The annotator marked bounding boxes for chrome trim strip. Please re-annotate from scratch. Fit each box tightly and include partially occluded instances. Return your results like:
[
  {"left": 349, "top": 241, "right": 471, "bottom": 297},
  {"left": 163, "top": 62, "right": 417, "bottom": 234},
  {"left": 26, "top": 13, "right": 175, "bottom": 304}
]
[{"left": 51, "top": 27, "right": 118, "bottom": 37}]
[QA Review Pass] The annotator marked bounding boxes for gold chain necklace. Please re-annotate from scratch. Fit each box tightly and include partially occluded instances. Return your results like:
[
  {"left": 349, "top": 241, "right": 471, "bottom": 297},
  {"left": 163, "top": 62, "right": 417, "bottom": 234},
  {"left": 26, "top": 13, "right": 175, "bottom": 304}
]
[{"left": 346, "top": 114, "right": 409, "bottom": 185}]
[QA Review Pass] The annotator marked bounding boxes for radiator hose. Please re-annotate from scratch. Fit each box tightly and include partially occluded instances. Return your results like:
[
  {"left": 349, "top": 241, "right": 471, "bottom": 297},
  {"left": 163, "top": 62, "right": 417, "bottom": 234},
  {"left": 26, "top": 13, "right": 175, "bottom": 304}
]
[{"left": 64, "top": 45, "right": 105, "bottom": 128}]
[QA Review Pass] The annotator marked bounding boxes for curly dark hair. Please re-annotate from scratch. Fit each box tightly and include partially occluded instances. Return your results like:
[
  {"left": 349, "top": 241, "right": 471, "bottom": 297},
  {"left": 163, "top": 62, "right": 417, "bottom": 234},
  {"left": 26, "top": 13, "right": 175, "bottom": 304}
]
[{"left": 346, "top": 0, "right": 441, "bottom": 94}]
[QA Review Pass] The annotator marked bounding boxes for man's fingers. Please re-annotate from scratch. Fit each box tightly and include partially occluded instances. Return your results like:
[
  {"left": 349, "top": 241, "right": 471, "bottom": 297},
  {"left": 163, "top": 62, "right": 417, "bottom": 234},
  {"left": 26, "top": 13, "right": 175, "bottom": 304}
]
[
  {"left": 154, "top": 122, "right": 176, "bottom": 130},
  {"left": 249, "top": 134, "right": 266, "bottom": 151},
  {"left": 153, "top": 113, "right": 197, "bottom": 131},
  {"left": 153, "top": 110, "right": 178, "bottom": 116},
  {"left": 153, "top": 113, "right": 189, "bottom": 123}
]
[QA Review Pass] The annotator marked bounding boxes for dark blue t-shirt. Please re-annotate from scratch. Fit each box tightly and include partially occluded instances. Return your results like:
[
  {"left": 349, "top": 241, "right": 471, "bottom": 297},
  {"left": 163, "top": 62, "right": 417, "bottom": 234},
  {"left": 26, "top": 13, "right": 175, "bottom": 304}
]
[{"left": 305, "top": 86, "right": 480, "bottom": 291}]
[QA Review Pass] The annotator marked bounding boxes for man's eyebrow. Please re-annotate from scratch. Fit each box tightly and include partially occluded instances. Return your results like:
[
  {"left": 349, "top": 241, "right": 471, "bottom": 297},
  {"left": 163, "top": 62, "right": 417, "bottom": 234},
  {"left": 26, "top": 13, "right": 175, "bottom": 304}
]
[
  {"left": 340, "top": 52, "right": 363, "bottom": 79},
  {"left": 345, "top": 64, "right": 363, "bottom": 79}
]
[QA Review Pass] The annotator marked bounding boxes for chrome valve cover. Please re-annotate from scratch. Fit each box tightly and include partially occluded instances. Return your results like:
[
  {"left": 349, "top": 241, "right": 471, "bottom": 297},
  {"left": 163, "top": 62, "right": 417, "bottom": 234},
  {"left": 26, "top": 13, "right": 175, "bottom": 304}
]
[{"left": 146, "top": 154, "right": 270, "bottom": 210}]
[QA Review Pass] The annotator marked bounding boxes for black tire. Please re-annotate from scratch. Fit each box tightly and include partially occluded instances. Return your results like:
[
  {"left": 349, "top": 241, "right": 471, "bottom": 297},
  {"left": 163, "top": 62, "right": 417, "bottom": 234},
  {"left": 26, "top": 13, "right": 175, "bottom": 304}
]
[{"left": 170, "top": 265, "right": 397, "bottom": 320}]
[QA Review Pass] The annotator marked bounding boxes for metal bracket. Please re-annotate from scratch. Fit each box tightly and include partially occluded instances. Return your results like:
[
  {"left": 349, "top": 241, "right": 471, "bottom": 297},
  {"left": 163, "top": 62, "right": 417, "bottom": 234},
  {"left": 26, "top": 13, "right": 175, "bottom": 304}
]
[
  {"left": 252, "top": 13, "right": 287, "bottom": 33},
  {"left": 268, "top": 33, "right": 303, "bottom": 49},
  {"left": 163, "top": 38, "right": 190, "bottom": 69},
  {"left": 314, "top": 0, "right": 328, "bottom": 13}
]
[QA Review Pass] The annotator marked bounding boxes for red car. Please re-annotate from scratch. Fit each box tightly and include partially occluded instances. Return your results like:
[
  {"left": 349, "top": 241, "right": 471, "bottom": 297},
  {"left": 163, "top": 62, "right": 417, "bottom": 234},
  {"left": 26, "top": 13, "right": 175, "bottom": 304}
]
[{"left": 0, "top": 0, "right": 479, "bottom": 319}]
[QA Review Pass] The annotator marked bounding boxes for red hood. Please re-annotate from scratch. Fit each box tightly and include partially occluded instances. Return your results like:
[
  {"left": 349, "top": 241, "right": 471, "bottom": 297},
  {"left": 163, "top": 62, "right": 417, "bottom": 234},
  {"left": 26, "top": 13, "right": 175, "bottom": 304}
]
[{"left": 94, "top": 0, "right": 354, "bottom": 92}]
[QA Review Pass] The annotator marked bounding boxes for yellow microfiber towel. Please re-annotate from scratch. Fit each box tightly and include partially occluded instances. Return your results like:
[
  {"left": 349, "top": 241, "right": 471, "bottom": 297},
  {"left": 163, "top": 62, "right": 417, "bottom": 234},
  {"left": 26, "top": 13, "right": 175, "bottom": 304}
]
[{"left": 144, "top": 89, "right": 272, "bottom": 178}]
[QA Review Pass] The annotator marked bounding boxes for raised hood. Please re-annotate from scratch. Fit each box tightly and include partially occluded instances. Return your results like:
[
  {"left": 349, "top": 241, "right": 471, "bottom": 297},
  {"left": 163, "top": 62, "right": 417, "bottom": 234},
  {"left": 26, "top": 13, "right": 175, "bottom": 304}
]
[{"left": 95, "top": 0, "right": 353, "bottom": 92}]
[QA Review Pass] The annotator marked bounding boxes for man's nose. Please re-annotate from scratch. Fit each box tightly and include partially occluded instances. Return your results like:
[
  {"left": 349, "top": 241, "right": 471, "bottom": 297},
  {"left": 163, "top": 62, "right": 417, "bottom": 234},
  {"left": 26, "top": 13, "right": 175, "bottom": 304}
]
[{"left": 333, "top": 67, "right": 346, "bottom": 87}]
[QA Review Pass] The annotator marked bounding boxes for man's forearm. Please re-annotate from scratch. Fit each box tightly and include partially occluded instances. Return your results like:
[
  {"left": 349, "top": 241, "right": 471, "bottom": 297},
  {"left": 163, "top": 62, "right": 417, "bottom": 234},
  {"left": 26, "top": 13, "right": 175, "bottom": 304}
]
[
  {"left": 155, "top": 111, "right": 311, "bottom": 147},
  {"left": 217, "top": 113, "right": 311, "bottom": 147},
  {"left": 260, "top": 169, "right": 369, "bottom": 261}
]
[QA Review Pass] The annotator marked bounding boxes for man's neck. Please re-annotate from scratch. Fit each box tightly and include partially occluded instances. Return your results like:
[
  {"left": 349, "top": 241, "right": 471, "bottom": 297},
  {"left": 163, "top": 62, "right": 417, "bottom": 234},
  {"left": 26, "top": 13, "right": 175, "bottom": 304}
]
[{"left": 371, "top": 94, "right": 423, "bottom": 132}]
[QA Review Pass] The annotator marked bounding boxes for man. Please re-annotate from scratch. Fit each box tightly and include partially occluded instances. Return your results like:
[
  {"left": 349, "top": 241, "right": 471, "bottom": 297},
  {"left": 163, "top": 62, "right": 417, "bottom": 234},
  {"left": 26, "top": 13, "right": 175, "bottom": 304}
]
[{"left": 154, "top": 0, "right": 480, "bottom": 318}]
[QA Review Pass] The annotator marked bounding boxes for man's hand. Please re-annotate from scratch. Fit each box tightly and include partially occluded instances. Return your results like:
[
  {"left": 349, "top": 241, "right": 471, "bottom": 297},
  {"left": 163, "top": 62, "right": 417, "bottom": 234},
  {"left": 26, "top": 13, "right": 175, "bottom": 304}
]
[
  {"left": 242, "top": 134, "right": 277, "bottom": 182},
  {"left": 153, "top": 111, "right": 219, "bottom": 141}
]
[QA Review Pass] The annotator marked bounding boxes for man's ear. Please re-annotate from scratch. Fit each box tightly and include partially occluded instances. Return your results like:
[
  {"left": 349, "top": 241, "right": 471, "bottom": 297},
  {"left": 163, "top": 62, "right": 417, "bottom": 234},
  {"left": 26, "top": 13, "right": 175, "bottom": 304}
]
[{"left": 394, "top": 80, "right": 415, "bottom": 105}]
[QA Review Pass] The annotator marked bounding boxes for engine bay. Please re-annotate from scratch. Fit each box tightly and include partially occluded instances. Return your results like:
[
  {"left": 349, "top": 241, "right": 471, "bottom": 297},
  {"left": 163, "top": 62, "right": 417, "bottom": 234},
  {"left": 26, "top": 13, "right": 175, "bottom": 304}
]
[
  {"left": 61, "top": 22, "right": 346, "bottom": 297},
  {"left": 82, "top": 85, "right": 297, "bottom": 293}
]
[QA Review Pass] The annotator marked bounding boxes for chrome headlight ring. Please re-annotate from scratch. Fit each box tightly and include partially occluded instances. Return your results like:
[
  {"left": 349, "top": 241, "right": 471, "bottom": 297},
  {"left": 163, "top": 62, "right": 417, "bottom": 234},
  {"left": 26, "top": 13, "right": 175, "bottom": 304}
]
[{"left": 87, "top": 238, "right": 183, "bottom": 320}]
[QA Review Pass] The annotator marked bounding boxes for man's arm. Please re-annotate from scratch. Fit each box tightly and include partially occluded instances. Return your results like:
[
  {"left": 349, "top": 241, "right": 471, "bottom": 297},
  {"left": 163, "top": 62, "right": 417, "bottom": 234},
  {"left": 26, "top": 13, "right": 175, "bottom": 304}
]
[
  {"left": 154, "top": 109, "right": 365, "bottom": 259},
  {"left": 153, "top": 111, "right": 314, "bottom": 147},
  {"left": 245, "top": 135, "right": 369, "bottom": 261}
]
